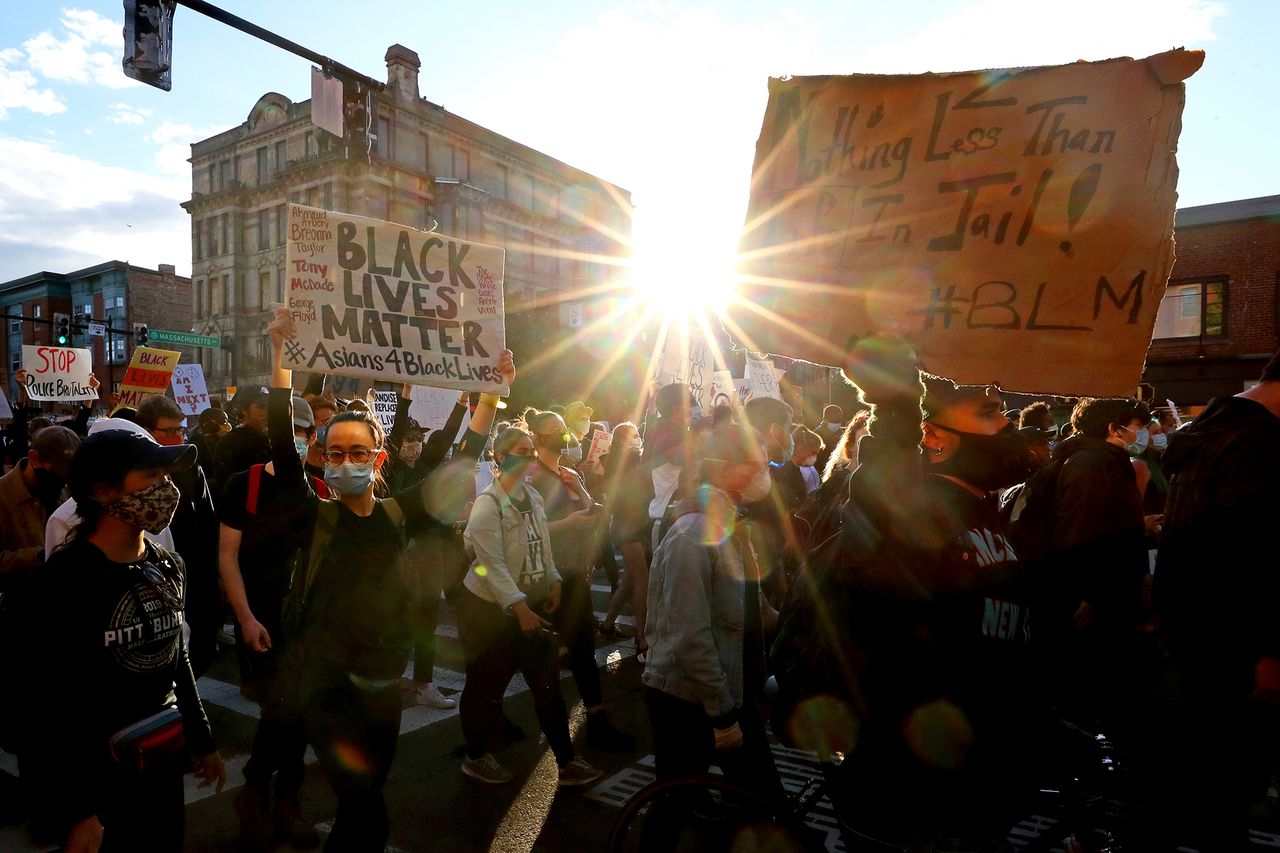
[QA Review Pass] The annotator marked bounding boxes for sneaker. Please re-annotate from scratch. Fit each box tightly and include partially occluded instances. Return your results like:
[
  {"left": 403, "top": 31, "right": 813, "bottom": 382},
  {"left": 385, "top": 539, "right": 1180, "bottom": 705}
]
[
  {"left": 557, "top": 757, "right": 603, "bottom": 788},
  {"left": 415, "top": 682, "right": 458, "bottom": 709},
  {"left": 586, "top": 711, "right": 636, "bottom": 753},
  {"left": 461, "top": 753, "right": 514, "bottom": 784}
]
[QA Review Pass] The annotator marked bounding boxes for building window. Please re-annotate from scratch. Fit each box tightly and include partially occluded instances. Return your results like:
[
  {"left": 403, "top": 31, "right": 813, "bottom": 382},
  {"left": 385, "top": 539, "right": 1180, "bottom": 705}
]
[
  {"left": 430, "top": 141, "right": 453, "bottom": 178},
  {"left": 259, "top": 271, "right": 272, "bottom": 308},
  {"left": 376, "top": 116, "right": 392, "bottom": 160},
  {"left": 1153, "top": 280, "right": 1225, "bottom": 339},
  {"left": 256, "top": 147, "right": 268, "bottom": 184},
  {"left": 194, "top": 278, "right": 203, "bottom": 319},
  {"left": 32, "top": 305, "right": 41, "bottom": 319},
  {"left": 324, "top": 182, "right": 333, "bottom": 210},
  {"left": 222, "top": 274, "right": 231, "bottom": 313},
  {"left": 10, "top": 353, "right": 19, "bottom": 373},
  {"left": 194, "top": 223, "right": 202, "bottom": 260},
  {"left": 219, "top": 159, "right": 231, "bottom": 189},
  {"left": 206, "top": 164, "right": 215, "bottom": 193},
  {"left": 275, "top": 139, "right": 287, "bottom": 171},
  {"left": 206, "top": 219, "right": 215, "bottom": 257},
  {"left": 304, "top": 130, "right": 314, "bottom": 156},
  {"left": 220, "top": 212, "right": 230, "bottom": 254},
  {"left": 8, "top": 318, "right": 21, "bottom": 336},
  {"left": 277, "top": 267, "right": 285, "bottom": 304},
  {"left": 111, "top": 337, "right": 126, "bottom": 363},
  {"left": 113, "top": 295, "right": 125, "bottom": 313},
  {"left": 258, "top": 211, "right": 270, "bottom": 251},
  {"left": 509, "top": 172, "right": 533, "bottom": 209},
  {"left": 454, "top": 148, "right": 470, "bottom": 181},
  {"left": 277, "top": 205, "right": 286, "bottom": 246}
]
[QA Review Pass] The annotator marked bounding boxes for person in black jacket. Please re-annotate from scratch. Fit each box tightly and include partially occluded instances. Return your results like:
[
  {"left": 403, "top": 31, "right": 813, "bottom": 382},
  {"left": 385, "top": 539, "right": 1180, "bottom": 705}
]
[
  {"left": 1155, "top": 352, "right": 1280, "bottom": 849},
  {"left": 211, "top": 387, "right": 271, "bottom": 497},
  {"left": 21, "top": 429, "right": 224, "bottom": 852}
]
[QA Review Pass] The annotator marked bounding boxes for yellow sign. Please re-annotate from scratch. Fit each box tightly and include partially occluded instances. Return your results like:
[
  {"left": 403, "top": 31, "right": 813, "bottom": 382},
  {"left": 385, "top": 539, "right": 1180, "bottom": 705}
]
[
  {"left": 115, "top": 346, "right": 182, "bottom": 411},
  {"left": 733, "top": 49, "right": 1203, "bottom": 396}
]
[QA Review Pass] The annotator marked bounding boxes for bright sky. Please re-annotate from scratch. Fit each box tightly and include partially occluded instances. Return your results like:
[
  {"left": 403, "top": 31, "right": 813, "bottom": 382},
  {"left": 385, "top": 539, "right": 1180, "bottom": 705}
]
[{"left": 0, "top": 0, "right": 1274, "bottom": 286}]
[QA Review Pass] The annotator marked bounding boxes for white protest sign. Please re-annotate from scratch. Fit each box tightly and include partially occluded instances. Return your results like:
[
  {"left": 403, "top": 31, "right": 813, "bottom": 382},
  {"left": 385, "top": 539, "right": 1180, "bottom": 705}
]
[
  {"left": 710, "top": 370, "right": 739, "bottom": 409},
  {"left": 373, "top": 390, "right": 399, "bottom": 434},
  {"left": 0, "top": 387, "right": 12, "bottom": 420},
  {"left": 585, "top": 430, "right": 612, "bottom": 467},
  {"left": 407, "top": 384, "right": 472, "bottom": 442},
  {"left": 649, "top": 319, "right": 714, "bottom": 408},
  {"left": 22, "top": 345, "right": 95, "bottom": 402},
  {"left": 170, "top": 364, "right": 211, "bottom": 417},
  {"left": 747, "top": 356, "right": 782, "bottom": 400},
  {"left": 284, "top": 204, "right": 508, "bottom": 394}
]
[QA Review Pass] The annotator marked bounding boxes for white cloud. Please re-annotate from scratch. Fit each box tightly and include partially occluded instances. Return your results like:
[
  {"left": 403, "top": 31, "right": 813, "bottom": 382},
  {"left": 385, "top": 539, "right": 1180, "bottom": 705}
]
[
  {"left": 107, "top": 101, "right": 152, "bottom": 125},
  {"left": 22, "top": 8, "right": 139, "bottom": 91},
  {"left": 0, "top": 46, "right": 66, "bottom": 119},
  {"left": 0, "top": 136, "right": 190, "bottom": 281},
  {"left": 146, "top": 120, "right": 223, "bottom": 177}
]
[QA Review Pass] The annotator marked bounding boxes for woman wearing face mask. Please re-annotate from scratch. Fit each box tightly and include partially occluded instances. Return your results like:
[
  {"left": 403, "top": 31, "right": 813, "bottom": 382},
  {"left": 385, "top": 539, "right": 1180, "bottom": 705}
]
[
  {"left": 643, "top": 421, "right": 785, "bottom": 820},
  {"left": 21, "top": 429, "right": 225, "bottom": 852},
  {"left": 525, "top": 409, "right": 635, "bottom": 752},
  {"left": 457, "top": 423, "right": 602, "bottom": 787},
  {"left": 265, "top": 308, "right": 512, "bottom": 849},
  {"left": 1135, "top": 416, "right": 1170, "bottom": 516},
  {"left": 774, "top": 426, "right": 825, "bottom": 512}
]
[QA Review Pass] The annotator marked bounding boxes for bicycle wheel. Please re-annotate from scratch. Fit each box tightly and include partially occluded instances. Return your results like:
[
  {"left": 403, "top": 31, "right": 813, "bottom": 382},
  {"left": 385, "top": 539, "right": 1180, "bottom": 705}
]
[{"left": 608, "top": 776, "right": 813, "bottom": 853}]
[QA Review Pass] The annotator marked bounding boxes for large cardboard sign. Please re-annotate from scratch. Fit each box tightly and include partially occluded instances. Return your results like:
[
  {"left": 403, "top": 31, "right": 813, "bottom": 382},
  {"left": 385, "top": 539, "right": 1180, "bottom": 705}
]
[
  {"left": 649, "top": 320, "right": 716, "bottom": 409},
  {"left": 746, "top": 356, "right": 782, "bottom": 400},
  {"left": 733, "top": 49, "right": 1203, "bottom": 396},
  {"left": 21, "top": 345, "right": 95, "bottom": 402},
  {"left": 284, "top": 204, "right": 509, "bottom": 394},
  {"left": 117, "top": 346, "right": 182, "bottom": 409},
  {"left": 171, "top": 364, "right": 211, "bottom": 417},
  {"left": 407, "top": 385, "right": 472, "bottom": 442}
]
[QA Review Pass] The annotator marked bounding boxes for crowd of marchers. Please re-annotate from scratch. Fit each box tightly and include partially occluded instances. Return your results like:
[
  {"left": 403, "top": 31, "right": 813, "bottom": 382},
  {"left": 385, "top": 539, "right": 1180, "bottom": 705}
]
[{"left": 0, "top": 315, "right": 1277, "bottom": 853}]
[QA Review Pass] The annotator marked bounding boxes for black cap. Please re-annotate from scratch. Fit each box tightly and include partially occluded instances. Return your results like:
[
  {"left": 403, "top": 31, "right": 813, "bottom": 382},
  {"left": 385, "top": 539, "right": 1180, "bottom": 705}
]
[
  {"left": 68, "top": 429, "right": 197, "bottom": 504},
  {"left": 231, "top": 386, "right": 270, "bottom": 411}
]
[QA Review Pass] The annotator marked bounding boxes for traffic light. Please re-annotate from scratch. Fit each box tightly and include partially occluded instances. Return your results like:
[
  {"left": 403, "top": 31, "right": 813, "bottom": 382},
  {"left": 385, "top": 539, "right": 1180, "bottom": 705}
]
[
  {"left": 342, "top": 80, "right": 371, "bottom": 161},
  {"left": 54, "top": 313, "right": 71, "bottom": 346},
  {"left": 122, "top": 1, "right": 177, "bottom": 91},
  {"left": 134, "top": 323, "right": 150, "bottom": 346}
]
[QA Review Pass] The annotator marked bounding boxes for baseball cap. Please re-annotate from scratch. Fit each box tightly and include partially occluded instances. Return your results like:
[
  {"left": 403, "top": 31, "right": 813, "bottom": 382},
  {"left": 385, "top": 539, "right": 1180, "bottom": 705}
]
[
  {"left": 68, "top": 429, "right": 197, "bottom": 505},
  {"left": 291, "top": 396, "right": 315, "bottom": 430},
  {"left": 564, "top": 401, "right": 593, "bottom": 423},
  {"left": 231, "top": 386, "right": 270, "bottom": 411}
]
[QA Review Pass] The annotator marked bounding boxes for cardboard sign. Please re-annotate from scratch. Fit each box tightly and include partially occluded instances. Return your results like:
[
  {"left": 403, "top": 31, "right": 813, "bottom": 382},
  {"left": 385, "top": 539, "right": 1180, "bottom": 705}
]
[
  {"left": 747, "top": 356, "right": 782, "bottom": 400},
  {"left": 117, "top": 346, "right": 181, "bottom": 409},
  {"left": 22, "top": 345, "right": 95, "bottom": 402},
  {"left": 171, "top": 364, "right": 211, "bottom": 417},
  {"left": 585, "top": 430, "right": 612, "bottom": 467},
  {"left": 372, "top": 390, "right": 399, "bottom": 434},
  {"left": 0, "top": 387, "right": 11, "bottom": 420},
  {"left": 650, "top": 320, "right": 715, "bottom": 408},
  {"left": 710, "top": 370, "right": 738, "bottom": 409},
  {"left": 733, "top": 49, "right": 1203, "bottom": 396},
  {"left": 407, "top": 384, "right": 472, "bottom": 442},
  {"left": 284, "top": 204, "right": 509, "bottom": 394}
]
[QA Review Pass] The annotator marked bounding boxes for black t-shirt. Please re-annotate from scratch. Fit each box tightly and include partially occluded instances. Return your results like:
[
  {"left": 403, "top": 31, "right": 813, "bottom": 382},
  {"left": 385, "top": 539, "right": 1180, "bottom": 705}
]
[{"left": 220, "top": 465, "right": 313, "bottom": 609}]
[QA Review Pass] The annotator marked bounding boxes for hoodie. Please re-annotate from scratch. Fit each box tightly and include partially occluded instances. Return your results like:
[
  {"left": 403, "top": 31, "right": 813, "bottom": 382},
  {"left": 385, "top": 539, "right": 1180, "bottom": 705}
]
[{"left": 1155, "top": 395, "right": 1280, "bottom": 676}]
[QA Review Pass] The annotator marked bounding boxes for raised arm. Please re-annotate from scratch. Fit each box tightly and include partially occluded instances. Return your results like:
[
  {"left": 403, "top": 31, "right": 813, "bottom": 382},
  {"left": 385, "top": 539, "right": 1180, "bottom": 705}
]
[
  {"left": 458, "top": 349, "right": 514, "bottom": 457},
  {"left": 266, "top": 310, "right": 305, "bottom": 489}
]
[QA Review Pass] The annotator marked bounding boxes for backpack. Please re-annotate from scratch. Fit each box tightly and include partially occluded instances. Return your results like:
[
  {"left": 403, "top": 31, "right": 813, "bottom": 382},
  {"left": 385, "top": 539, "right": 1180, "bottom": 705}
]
[
  {"left": 1002, "top": 458, "right": 1066, "bottom": 569},
  {"left": 280, "top": 497, "right": 405, "bottom": 642}
]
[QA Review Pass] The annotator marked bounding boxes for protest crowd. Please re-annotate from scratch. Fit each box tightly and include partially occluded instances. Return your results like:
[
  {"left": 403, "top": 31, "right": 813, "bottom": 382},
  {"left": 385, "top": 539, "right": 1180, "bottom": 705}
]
[{"left": 0, "top": 302, "right": 1276, "bottom": 853}]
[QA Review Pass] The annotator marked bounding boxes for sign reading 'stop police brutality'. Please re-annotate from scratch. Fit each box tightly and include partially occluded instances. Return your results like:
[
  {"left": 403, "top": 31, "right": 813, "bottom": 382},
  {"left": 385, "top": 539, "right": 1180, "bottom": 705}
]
[
  {"left": 284, "top": 204, "right": 509, "bottom": 395},
  {"left": 732, "top": 49, "right": 1203, "bottom": 398}
]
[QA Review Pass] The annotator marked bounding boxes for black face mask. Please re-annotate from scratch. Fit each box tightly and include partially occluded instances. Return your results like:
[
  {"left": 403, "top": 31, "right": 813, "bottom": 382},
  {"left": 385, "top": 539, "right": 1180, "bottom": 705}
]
[
  {"left": 930, "top": 423, "right": 1032, "bottom": 492},
  {"left": 31, "top": 466, "right": 65, "bottom": 509}
]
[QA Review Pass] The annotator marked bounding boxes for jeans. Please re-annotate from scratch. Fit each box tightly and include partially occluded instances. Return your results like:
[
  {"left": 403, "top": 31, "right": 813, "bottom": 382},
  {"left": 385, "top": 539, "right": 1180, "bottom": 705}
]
[
  {"left": 457, "top": 589, "right": 574, "bottom": 765},
  {"left": 301, "top": 660, "right": 403, "bottom": 853}
]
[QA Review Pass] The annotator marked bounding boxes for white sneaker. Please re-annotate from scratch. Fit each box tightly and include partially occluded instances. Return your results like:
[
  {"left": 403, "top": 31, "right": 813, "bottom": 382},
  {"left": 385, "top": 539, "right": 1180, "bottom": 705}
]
[{"left": 415, "top": 682, "right": 458, "bottom": 709}]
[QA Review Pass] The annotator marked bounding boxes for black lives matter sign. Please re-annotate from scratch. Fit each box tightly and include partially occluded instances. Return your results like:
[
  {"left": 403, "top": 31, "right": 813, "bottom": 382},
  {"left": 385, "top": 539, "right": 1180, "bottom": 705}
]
[
  {"left": 733, "top": 49, "right": 1203, "bottom": 396},
  {"left": 284, "top": 204, "right": 509, "bottom": 394}
]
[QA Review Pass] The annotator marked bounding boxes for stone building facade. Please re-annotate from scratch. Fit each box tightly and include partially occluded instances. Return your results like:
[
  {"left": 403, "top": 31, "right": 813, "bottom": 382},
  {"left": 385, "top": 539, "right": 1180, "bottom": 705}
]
[{"left": 183, "top": 43, "right": 632, "bottom": 397}]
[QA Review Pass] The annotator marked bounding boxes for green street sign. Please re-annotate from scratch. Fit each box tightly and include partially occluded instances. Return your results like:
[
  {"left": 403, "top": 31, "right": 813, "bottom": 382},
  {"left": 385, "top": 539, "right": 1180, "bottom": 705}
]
[{"left": 146, "top": 329, "right": 222, "bottom": 348}]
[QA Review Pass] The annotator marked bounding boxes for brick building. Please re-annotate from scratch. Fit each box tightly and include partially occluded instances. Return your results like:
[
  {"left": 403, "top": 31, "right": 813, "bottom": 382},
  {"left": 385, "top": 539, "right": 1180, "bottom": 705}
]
[
  {"left": 182, "top": 43, "right": 632, "bottom": 399},
  {"left": 1142, "top": 194, "right": 1280, "bottom": 406},
  {"left": 0, "top": 261, "right": 192, "bottom": 408}
]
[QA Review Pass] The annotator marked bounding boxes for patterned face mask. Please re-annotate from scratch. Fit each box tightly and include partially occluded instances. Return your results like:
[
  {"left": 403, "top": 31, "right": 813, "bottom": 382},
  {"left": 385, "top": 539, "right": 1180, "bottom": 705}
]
[{"left": 106, "top": 479, "right": 181, "bottom": 535}]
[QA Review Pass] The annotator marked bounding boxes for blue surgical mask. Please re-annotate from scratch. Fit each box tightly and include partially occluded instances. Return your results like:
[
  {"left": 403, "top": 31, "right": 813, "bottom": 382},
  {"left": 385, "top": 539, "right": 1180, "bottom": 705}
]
[
  {"left": 564, "top": 444, "right": 584, "bottom": 464},
  {"left": 827, "top": 422, "right": 843, "bottom": 432},
  {"left": 1151, "top": 432, "right": 1168, "bottom": 451},
  {"left": 294, "top": 436, "right": 310, "bottom": 460},
  {"left": 324, "top": 460, "right": 376, "bottom": 497},
  {"left": 1123, "top": 426, "right": 1149, "bottom": 456}
]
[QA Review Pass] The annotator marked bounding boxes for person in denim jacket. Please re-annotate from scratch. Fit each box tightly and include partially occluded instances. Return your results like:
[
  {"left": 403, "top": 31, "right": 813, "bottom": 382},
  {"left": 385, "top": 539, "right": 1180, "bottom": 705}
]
[{"left": 642, "top": 421, "right": 783, "bottom": 805}]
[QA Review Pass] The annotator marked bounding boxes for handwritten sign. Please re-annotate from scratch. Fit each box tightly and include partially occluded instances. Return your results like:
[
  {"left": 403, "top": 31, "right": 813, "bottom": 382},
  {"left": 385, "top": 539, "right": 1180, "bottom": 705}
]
[
  {"left": 372, "top": 390, "right": 399, "bottom": 434},
  {"left": 407, "top": 385, "right": 472, "bottom": 442},
  {"left": 733, "top": 49, "right": 1203, "bottom": 396},
  {"left": 650, "top": 319, "right": 715, "bottom": 408},
  {"left": 284, "top": 203, "right": 509, "bottom": 394},
  {"left": 22, "top": 346, "right": 95, "bottom": 402},
  {"left": 747, "top": 356, "right": 782, "bottom": 400},
  {"left": 585, "top": 429, "right": 612, "bottom": 467},
  {"left": 171, "top": 364, "right": 211, "bottom": 417},
  {"left": 117, "top": 346, "right": 181, "bottom": 410}
]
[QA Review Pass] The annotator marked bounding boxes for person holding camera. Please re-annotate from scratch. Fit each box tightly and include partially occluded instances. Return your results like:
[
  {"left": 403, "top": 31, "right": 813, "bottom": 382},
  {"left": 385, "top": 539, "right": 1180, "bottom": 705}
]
[
  {"left": 457, "top": 422, "right": 601, "bottom": 787},
  {"left": 526, "top": 410, "right": 634, "bottom": 752}
]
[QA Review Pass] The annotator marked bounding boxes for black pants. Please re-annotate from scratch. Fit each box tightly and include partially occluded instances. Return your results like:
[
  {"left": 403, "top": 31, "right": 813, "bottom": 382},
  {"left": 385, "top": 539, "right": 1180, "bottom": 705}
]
[
  {"left": 237, "top": 598, "right": 307, "bottom": 796},
  {"left": 457, "top": 589, "right": 574, "bottom": 765},
  {"left": 99, "top": 760, "right": 186, "bottom": 852},
  {"left": 301, "top": 660, "right": 402, "bottom": 853},
  {"left": 644, "top": 687, "right": 783, "bottom": 805},
  {"left": 554, "top": 572, "right": 603, "bottom": 708}
]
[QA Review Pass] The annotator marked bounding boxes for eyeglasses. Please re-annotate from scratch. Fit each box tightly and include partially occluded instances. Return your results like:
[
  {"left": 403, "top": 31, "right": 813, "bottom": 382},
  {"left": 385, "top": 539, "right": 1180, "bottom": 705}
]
[
  {"left": 324, "top": 448, "right": 376, "bottom": 465},
  {"left": 141, "top": 563, "right": 183, "bottom": 611}
]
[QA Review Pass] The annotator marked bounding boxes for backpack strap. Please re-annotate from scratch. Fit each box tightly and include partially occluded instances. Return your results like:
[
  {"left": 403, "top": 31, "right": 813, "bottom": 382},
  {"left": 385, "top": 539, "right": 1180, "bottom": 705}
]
[
  {"left": 301, "top": 500, "right": 341, "bottom": 605},
  {"left": 381, "top": 497, "right": 405, "bottom": 538},
  {"left": 246, "top": 464, "right": 264, "bottom": 515}
]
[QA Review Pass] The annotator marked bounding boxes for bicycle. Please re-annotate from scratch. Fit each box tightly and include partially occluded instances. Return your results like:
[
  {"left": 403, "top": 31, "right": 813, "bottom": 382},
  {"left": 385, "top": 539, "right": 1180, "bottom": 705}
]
[{"left": 608, "top": 734, "right": 1146, "bottom": 853}]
